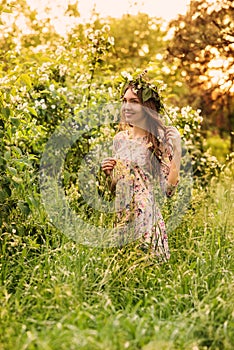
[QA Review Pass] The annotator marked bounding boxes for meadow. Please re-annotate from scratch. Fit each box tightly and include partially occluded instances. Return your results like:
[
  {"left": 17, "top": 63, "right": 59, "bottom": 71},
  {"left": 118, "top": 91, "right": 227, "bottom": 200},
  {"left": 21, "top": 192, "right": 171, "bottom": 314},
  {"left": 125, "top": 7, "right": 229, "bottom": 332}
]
[
  {"left": 0, "top": 5, "right": 234, "bottom": 349},
  {"left": 1, "top": 166, "right": 233, "bottom": 350}
]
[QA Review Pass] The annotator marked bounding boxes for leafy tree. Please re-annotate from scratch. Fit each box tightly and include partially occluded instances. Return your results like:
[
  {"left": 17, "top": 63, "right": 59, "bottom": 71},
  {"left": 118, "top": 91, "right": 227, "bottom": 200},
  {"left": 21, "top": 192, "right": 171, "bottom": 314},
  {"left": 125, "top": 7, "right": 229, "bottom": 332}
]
[
  {"left": 68, "top": 11, "right": 168, "bottom": 71},
  {"left": 167, "top": 0, "right": 234, "bottom": 151},
  {"left": 108, "top": 13, "right": 167, "bottom": 69},
  {"left": 0, "top": 0, "right": 61, "bottom": 70}
]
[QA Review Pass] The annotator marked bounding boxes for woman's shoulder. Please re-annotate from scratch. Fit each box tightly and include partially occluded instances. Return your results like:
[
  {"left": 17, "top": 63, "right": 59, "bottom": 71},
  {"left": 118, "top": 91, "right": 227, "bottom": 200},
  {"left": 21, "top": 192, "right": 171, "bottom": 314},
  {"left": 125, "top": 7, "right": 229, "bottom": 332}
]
[
  {"left": 113, "top": 130, "right": 128, "bottom": 152},
  {"left": 113, "top": 130, "right": 128, "bottom": 141}
]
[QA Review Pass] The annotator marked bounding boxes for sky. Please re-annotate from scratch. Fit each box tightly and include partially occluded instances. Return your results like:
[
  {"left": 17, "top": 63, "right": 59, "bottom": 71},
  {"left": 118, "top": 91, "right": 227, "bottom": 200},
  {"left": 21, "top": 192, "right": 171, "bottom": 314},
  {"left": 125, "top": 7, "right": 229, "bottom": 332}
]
[
  {"left": 26, "top": 0, "right": 191, "bottom": 35},
  {"left": 77, "top": 0, "right": 190, "bottom": 21}
]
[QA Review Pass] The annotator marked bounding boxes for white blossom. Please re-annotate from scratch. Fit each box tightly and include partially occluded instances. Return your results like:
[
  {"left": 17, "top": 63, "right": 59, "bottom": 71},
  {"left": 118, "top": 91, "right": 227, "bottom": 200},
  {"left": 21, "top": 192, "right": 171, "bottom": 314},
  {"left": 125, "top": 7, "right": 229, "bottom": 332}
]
[
  {"left": 108, "top": 36, "right": 115, "bottom": 46},
  {"left": 0, "top": 76, "right": 10, "bottom": 84},
  {"left": 121, "top": 71, "right": 133, "bottom": 80},
  {"left": 94, "top": 30, "right": 101, "bottom": 36},
  {"left": 108, "top": 87, "right": 113, "bottom": 97},
  {"left": 55, "top": 45, "right": 65, "bottom": 55},
  {"left": 184, "top": 124, "right": 191, "bottom": 132},
  {"left": 39, "top": 73, "right": 49, "bottom": 82},
  {"left": 59, "top": 64, "right": 67, "bottom": 77},
  {"left": 102, "top": 24, "right": 110, "bottom": 32},
  {"left": 49, "top": 84, "right": 55, "bottom": 92}
]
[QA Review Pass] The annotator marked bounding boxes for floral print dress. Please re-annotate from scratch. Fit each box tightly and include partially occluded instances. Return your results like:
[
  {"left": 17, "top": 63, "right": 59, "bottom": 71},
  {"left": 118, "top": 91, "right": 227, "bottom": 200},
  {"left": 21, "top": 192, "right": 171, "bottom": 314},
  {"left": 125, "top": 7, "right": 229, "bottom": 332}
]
[{"left": 112, "top": 130, "right": 178, "bottom": 260}]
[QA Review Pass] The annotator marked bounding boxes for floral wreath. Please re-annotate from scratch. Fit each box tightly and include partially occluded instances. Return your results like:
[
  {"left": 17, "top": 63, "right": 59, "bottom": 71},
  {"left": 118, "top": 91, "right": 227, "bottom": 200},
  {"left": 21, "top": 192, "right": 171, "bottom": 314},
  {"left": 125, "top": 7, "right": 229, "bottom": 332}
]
[{"left": 118, "top": 69, "right": 165, "bottom": 113}]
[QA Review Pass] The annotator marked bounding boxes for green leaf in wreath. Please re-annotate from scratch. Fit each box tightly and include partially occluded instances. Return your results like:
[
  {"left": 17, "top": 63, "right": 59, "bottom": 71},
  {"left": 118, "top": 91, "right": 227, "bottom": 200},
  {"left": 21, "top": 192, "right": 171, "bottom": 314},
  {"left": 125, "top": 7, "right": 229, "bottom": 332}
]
[{"left": 142, "top": 87, "right": 152, "bottom": 102}]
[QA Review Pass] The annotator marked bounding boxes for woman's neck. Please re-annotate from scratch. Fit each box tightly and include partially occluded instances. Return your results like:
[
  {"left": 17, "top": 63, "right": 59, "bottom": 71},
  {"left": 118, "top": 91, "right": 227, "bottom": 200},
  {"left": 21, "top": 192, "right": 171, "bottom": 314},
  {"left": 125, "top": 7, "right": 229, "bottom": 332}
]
[{"left": 130, "top": 125, "right": 147, "bottom": 138}]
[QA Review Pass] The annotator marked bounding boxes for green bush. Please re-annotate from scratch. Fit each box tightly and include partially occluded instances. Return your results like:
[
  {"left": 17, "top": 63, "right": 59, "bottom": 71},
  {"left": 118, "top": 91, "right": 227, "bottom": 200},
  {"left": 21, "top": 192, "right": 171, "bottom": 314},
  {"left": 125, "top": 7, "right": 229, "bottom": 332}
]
[
  {"left": 205, "top": 133, "right": 230, "bottom": 163},
  {"left": 0, "top": 15, "right": 233, "bottom": 350}
]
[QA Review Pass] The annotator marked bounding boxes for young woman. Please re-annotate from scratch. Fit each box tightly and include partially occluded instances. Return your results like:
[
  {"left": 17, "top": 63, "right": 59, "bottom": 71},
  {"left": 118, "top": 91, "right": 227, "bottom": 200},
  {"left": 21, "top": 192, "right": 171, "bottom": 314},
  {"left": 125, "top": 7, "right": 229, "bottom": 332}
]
[{"left": 101, "top": 76, "right": 181, "bottom": 260}]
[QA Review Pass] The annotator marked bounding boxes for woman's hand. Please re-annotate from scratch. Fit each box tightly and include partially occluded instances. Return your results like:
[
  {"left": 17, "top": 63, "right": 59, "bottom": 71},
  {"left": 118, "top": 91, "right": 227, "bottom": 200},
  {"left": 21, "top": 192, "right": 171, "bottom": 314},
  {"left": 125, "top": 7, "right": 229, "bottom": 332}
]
[
  {"left": 165, "top": 126, "right": 181, "bottom": 188},
  {"left": 101, "top": 157, "right": 116, "bottom": 176}
]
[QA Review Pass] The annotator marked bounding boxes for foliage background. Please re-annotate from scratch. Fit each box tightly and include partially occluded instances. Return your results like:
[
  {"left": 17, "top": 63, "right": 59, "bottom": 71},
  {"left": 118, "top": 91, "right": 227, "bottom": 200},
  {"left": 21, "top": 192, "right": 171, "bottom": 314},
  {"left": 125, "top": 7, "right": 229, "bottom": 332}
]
[{"left": 0, "top": 0, "right": 233, "bottom": 349}]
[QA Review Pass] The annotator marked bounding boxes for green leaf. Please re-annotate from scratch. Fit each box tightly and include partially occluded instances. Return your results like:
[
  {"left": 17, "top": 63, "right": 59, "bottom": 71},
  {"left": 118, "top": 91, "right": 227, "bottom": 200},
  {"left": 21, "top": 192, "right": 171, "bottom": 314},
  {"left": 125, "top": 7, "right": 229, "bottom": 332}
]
[
  {"left": 18, "top": 201, "right": 30, "bottom": 216},
  {"left": 28, "top": 107, "right": 37, "bottom": 116},
  {"left": 12, "top": 176, "right": 23, "bottom": 184},
  {"left": 0, "top": 189, "right": 9, "bottom": 201},
  {"left": 1, "top": 107, "right": 10, "bottom": 118},
  {"left": 20, "top": 74, "right": 32, "bottom": 89},
  {"left": 63, "top": 170, "right": 71, "bottom": 184},
  {"left": 7, "top": 167, "right": 17, "bottom": 176},
  {"left": 11, "top": 146, "right": 22, "bottom": 156},
  {"left": 0, "top": 156, "right": 6, "bottom": 166},
  {"left": 27, "top": 196, "right": 39, "bottom": 209},
  {"left": 10, "top": 117, "right": 20, "bottom": 127},
  {"left": 142, "top": 88, "right": 152, "bottom": 102},
  {"left": 4, "top": 151, "right": 11, "bottom": 160}
]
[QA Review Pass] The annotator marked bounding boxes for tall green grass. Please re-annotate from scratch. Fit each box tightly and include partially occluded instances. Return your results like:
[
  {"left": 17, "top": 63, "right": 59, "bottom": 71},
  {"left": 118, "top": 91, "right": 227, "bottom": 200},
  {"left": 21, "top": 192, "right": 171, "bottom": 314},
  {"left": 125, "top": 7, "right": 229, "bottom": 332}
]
[
  {"left": 205, "top": 133, "right": 230, "bottom": 163},
  {"left": 0, "top": 173, "right": 233, "bottom": 350}
]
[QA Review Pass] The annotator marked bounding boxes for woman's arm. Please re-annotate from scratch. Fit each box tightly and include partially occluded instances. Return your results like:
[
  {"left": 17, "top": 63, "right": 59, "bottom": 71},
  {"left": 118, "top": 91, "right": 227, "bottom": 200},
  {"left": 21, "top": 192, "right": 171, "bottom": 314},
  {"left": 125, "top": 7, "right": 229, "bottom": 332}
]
[{"left": 165, "top": 126, "right": 182, "bottom": 197}]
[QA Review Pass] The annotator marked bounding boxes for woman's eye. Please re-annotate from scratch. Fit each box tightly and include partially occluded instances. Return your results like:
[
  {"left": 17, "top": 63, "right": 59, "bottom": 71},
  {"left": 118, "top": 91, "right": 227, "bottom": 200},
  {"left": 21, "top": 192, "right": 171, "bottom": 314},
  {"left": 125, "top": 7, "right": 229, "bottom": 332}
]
[{"left": 122, "top": 100, "right": 139, "bottom": 104}]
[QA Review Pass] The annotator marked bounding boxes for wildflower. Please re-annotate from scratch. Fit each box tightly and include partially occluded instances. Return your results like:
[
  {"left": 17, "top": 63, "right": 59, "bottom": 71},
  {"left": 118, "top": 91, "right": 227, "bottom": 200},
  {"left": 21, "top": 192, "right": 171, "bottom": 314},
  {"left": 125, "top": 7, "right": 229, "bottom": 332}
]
[
  {"left": 59, "top": 64, "right": 67, "bottom": 77},
  {"left": 156, "top": 136, "right": 162, "bottom": 142},
  {"left": 95, "top": 29, "right": 101, "bottom": 36},
  {"left": 108, "top": 36, "right": 115, "bottom": 46},
  {"left": 121, "top": 71, "right": 133, "bottom": 80},
  {"left": 91, "top": 47, "right": 97, "bottom": 55},
  {"left": 146, "top": 142, "right": 153, "bottom": 148},
  {"left": 84, "top": 28, "right": 92, "bottom": 37},
  {"left": 107, "top": 87, "right": 113, "bottom": 97},
  {"left": 113, "top": 159, "right": 134, "bottom": 181},
  {"left": 114, "top": 159, "right": 125, "bottom": 176},
  {"left": 210, "top": 156, "right": 218, "bottom": 162},
  {"left": 102, "top": 24, "right": 110, "bottom": 32},
  {"left": 0, "top": 76, "right": 10, "bottom": 84},
  {"left": 87, "top": 33, "right": 95, "bottom": 41},
  {"left": 49, "top": 84, "right": 55, "bottom": 92},
  {"left": 195, "top": 115, "right": 203, "bottom": 123},
  {"left": 39, "top": 73, "right": 49, "bottom": 82},
  {"left": 184, "top": 124, "right": 190, "bottom": 132},
  {"left": 35, "top": 100, "right": 41, "bottom": 107},
  {"left": 55, "top": 45, "right": 65, "bottom": 55}
]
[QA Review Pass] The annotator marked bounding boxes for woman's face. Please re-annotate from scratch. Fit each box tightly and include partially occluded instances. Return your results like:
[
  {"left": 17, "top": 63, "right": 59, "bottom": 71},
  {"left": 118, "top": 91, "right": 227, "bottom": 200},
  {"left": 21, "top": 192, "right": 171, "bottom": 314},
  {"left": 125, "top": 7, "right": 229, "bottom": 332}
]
[{"left": 121, "top": 88, "right": 146, "bottom": 127}]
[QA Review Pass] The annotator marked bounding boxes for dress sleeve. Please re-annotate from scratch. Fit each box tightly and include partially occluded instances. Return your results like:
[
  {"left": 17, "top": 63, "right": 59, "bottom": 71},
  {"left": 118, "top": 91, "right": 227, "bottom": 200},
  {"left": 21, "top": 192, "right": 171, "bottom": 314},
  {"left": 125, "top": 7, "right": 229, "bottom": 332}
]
[
  {"left": 112, "top": 131, "right": 124, "bottom": 156},
  {"left": 159, "top": 143, "right": 179, "bottom": 198}
]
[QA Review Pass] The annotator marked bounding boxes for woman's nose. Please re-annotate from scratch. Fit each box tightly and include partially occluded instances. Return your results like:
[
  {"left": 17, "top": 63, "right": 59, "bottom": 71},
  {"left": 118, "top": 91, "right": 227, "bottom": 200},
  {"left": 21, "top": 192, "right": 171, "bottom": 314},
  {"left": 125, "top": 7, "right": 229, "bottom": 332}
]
[{"left": 124, "top": 101, "right": 132, "bottom": 110}]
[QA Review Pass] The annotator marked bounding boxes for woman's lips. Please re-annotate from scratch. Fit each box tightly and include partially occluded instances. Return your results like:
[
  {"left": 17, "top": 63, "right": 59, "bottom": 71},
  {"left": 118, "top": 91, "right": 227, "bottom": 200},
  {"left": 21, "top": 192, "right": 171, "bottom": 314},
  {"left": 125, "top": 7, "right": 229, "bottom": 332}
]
[{"left": 125, "top": 112, "right": 134, "bottom": 118}]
